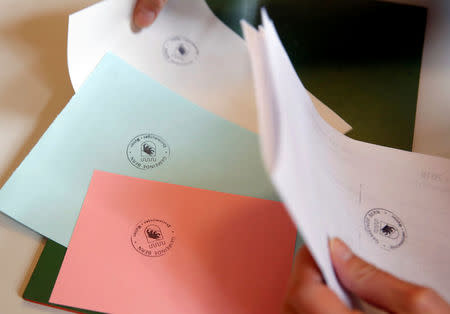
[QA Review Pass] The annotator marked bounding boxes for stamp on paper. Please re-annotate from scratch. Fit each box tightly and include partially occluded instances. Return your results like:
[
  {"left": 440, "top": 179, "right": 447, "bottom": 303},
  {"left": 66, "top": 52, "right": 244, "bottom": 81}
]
[
  {"left": 163, "top": 36, "right": 199, "bottom": 65},
  {"left": 364, "top": 208, "right": 406, "bottom": 250},
  {"left": 127, "top": 134, "right": 170, "bottom": 170},
  {"left": 131, "top": 219, "right": 175, "bottom": 257}
]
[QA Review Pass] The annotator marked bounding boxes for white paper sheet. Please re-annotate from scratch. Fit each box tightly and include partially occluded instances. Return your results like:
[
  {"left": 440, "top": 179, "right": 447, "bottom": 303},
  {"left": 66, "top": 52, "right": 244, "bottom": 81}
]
[
  {"left": 67, "top": 0, "right": 351, "bottom": 134},
  {"left": 243, "top": 10, "right": 450, "bottom": 306}
]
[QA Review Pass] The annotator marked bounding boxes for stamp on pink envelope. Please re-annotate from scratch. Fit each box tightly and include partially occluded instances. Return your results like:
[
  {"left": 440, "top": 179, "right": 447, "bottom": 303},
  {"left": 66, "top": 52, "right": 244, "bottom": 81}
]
[{"left": 131, "top": 219, "right": 176, "bottom": 257}]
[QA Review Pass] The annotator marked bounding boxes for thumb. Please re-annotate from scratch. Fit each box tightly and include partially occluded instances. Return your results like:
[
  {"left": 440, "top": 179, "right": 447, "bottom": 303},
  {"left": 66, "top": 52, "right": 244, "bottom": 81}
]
[
  {"left": 330, "top": 238, "right": 450, "bottom": 314},
  {"left": 133, "top": 0, "right": 168, "bottom": 29}
]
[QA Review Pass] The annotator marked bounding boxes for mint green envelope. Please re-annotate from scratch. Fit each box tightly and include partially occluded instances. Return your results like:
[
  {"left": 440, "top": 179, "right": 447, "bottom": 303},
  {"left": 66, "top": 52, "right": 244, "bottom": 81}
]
[{"left": 0, "top": 54, "right": 278, "bottom": 247}]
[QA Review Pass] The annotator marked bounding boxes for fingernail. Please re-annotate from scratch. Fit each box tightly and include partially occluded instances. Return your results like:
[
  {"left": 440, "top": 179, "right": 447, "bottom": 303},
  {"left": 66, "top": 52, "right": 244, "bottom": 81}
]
[
  {"left": 330, "top": 238, "right": 353, "bottom": 262},
  {"left": 134, "top": 10, "right": 156, "bottom": 29}
]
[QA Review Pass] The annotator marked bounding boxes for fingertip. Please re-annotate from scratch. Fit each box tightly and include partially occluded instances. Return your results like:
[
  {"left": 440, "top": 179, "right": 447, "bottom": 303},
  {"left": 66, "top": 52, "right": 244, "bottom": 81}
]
[
  {"left": 133, "top": 0, "right": 166, "bottom": 29},
  {"left": 329, "top": 238, "right": 353, "bottom": 265},
  {"left": 133, "top": 9, "right": 156, "bottom": 29}
]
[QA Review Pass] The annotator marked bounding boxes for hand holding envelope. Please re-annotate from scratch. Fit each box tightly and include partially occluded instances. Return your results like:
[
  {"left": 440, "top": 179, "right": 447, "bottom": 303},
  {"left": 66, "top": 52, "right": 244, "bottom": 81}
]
[
  {"left": 243, "top": 9, "right": 450, "bottom": 311},
  {"left": 285, "top": 240, "right": 450, "bottom": 314}
]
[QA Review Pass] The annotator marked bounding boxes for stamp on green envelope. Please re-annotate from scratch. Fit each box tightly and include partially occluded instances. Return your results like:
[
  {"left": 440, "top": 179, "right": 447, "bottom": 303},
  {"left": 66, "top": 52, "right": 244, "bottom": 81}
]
[{"left": 127, "top": 134, "right": 170, "bottom": 170}]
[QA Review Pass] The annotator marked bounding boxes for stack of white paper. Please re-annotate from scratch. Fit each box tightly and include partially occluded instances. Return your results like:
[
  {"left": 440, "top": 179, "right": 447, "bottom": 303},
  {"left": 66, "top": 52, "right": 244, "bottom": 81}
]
[{"left": 243, "top": 10, "right": 450, "bottom": 306}]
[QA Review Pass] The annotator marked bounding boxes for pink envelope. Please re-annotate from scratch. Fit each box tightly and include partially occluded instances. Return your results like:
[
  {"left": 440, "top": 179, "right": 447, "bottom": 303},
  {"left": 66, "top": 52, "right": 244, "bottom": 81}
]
[{"left": 50, "top": 171, "right": 296, "bottom": 314}]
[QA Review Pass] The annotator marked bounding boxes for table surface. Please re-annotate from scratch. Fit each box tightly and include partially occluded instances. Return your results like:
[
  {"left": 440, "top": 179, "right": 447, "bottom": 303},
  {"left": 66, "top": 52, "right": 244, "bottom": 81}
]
[{"left": 0, "top": 0, "right": 449, "bottom": 313}]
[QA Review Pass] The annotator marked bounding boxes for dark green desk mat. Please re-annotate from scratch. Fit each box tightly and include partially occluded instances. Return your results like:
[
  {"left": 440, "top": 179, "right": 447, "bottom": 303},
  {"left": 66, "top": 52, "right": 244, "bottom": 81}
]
[
  {"left": 23, "top": 240, "right": 102, "bottom": 314},
  {"left": 23, "top": 1, "right": 426, "bottom": 313}
]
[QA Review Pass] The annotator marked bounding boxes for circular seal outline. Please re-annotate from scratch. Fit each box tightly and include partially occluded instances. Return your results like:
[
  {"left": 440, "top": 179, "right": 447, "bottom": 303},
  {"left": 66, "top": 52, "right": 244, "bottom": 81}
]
[
  {"left": 162, "top": 36, "right": 199, "bottom": 65},
  {"left": 364, "top": 208, "right": 407, "bottom": 250},
  {"left": 126, "top": 133, "right": 170, "bottom": 170},
  {"left": 131, "top": 218, "right": 176, "bottom": 257}
]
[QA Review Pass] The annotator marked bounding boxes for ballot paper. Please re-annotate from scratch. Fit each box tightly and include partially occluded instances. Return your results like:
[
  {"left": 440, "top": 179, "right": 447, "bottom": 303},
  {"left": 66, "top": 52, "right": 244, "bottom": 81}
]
[
  {"left": 242, "top": 11, "right": 450, "bottom": 305},
  {"left": 67, "top": 0, "right": 351, "bottom": 134},
  {"left": 49, "top": 170, "right": 296, "bottom": 314},
  {"left": 0, "top": 54, "right": 279, "bottom": 247}
]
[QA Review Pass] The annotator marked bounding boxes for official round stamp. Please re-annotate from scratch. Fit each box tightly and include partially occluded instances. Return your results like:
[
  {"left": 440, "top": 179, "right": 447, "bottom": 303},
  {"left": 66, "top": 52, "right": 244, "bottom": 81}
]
[
  {"left": 163, "top": 36, "right": 199, "bottom": 65},
  {"left": 127, "top": 134, "right": 170, "bottom": 170},
  {"left": 364, "top": 208, "right": 406, "bottom": 250},
  {"left": 131, "top": 219, "right": 175, "bottom": 257}
]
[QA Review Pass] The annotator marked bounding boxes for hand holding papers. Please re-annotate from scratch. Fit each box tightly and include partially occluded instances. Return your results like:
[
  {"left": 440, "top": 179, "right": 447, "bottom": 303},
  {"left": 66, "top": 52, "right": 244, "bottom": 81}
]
[{"left": 243, "top": 10, "right": 450, "bottom": 306}]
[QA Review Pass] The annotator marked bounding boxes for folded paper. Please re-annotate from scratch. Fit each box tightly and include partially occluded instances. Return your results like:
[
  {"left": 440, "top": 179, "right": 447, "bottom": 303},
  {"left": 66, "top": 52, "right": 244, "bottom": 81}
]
[{"left": 243, "top": 10, "right": 450, "bottom": 305}]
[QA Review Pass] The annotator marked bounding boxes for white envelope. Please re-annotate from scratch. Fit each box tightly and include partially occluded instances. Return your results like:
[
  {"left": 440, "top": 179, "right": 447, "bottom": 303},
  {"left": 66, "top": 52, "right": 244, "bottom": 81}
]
[
  {"left": 243, "top": 10, "right": 450, "bottom": 306},
  {"left": 67, "top": 0, "right": 351, "bottom": 134}
]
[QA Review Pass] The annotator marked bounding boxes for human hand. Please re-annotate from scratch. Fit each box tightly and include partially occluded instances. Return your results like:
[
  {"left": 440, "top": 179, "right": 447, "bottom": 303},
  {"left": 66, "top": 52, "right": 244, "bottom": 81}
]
[
  {"left": 283, "top": 238, "right": 450, "bottom": 314},
  {"left": 133, "top": 0, "right": 168, "bottom": 29}
]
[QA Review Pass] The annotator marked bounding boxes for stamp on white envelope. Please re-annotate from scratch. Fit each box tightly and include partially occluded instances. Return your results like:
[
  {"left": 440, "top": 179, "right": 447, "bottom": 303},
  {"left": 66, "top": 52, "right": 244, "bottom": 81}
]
[
  {"left": 163, "top": 36, "right": 199, "bottom": 65},
  {"left": 364, "top": 208, "right": 406, "bottom": 250}
]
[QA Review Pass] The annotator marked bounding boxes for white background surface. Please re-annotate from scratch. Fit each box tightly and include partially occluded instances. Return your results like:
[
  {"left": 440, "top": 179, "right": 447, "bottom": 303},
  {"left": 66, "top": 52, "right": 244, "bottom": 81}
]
[{"left": 0, "top": 0, "right": 448, "bottom": 313}]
